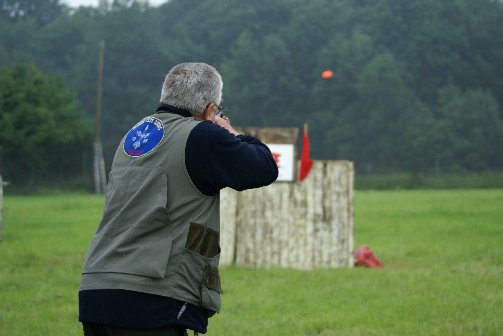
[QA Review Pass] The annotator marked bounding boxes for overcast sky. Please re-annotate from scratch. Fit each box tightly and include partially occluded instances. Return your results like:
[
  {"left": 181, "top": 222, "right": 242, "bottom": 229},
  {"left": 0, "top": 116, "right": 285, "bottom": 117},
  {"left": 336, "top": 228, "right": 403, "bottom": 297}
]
[{"left": 61, "top": 0, "right": 167, "bottom": 7}]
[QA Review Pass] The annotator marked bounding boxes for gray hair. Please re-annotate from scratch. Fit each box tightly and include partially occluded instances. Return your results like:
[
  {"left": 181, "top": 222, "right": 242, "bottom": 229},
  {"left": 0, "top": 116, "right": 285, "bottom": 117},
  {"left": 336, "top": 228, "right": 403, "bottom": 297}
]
[{"left": 160, "top": 62, "right": 223, "bottom": 116}]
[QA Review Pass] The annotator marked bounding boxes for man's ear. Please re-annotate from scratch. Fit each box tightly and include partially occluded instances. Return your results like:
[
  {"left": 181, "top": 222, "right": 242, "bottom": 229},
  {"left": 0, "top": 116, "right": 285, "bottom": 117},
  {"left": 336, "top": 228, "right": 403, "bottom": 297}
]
[{"left": 199, "top": 103, "right": 213, "bottom": 121}]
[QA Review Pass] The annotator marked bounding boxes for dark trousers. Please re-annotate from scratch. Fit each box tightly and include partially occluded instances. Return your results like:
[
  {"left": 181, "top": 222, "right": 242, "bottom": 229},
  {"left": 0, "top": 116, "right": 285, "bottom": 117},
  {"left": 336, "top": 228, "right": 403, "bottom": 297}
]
[{"left": 82, "top": 323, "right": 188, "bottom": 336}]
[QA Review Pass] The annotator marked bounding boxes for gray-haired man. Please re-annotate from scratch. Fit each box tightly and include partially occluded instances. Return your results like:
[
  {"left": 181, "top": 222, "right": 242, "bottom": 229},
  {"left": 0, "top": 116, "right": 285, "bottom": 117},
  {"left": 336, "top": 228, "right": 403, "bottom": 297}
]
[{"left": 78, "top": 63, "right": 278, "bottom": 335}]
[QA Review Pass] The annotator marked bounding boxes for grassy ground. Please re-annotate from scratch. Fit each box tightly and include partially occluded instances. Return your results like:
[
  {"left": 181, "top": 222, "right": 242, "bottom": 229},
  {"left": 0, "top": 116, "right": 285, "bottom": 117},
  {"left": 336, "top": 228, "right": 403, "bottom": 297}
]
[
  {"left": 0, "top": 190, "right": 502, "bottom": 336},
  {"left": 355, "top": 171, "right": 503, "bottom": 190}
]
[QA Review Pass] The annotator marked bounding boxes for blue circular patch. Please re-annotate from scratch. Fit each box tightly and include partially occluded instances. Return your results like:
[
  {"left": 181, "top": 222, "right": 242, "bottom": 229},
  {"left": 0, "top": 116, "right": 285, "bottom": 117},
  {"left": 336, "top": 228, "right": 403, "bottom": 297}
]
[{"left": 123, "top": 116, "right": 164, "bottom": 157}]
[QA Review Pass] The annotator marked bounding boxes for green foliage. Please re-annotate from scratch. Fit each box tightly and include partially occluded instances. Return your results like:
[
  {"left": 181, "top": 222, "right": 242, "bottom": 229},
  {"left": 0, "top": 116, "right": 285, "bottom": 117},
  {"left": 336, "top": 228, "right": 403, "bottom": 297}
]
[
  {"left": 1, "top": 0, "right": 64, "bottom": 25},
  {"left": 434, "top": 86, "right": 503, "bottom": 170},
  {"left": 0, "top": 63, "right": 92, "bottom": 185},
  {"left": 0, "top": 64, "right": 86, "bottom": 148},
  {"left": 1, "top": 0, "right": 503, "bottom": 177},
  {"left": 1, "top": 191, "right": 502, "bottom": 335}
]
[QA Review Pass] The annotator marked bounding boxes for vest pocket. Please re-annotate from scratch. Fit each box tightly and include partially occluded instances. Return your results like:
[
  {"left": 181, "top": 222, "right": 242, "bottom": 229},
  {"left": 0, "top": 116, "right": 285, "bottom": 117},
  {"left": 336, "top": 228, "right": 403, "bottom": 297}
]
[
  {"left": 83, "top": 225, "right": 173, "bottom": 279},
  {"left": 201, "top": 264, "right": 223, "bottom": 314},
  {"left": 176, "top": 249, "right": 222, "bottom": 312},
  {"left": 83, "top": 165, "right": 173, "bottom": 279},
  {"left": 203, "top": 264, "right": 223, "bottom": 293},
  {"left": 175, "top": 222, "right": 222, "bottom": 312},
  {"left": 83, "top": 202, "right": 173, "bottom": 279},
  {"left": 185, "top": 222, "right": 220, "bottom": 258}
]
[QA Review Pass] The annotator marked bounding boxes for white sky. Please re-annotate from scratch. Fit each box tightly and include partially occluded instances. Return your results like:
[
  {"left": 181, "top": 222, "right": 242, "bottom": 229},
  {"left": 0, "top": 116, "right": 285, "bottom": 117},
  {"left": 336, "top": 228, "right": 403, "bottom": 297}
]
[{"left": 61, "top": 0, "right": 167, "bottom": 8}]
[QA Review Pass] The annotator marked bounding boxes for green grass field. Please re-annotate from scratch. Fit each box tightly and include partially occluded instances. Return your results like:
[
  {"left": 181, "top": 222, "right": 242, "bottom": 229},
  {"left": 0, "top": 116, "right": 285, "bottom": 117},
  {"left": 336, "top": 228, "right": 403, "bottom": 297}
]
[{"left": 0, "top": 190, "right": 502, "bottom": 336}]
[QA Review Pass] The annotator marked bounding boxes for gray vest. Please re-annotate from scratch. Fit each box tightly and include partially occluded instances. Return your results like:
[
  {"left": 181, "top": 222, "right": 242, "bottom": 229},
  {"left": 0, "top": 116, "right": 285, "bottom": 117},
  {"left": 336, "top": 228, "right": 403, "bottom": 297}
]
[{"left": 80, "top": 113, "right": 222, "bottom": 313}]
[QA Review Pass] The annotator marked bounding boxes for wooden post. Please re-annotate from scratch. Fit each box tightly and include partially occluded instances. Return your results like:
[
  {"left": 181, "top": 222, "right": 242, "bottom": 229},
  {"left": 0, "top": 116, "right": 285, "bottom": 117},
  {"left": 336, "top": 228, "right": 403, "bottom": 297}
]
[
  {"left": 219, "top": 188, "right": 238, "bottom": 266},
  {"left": 220, "top": 160, "right": 354, "bottom": 269},
  {"left": 93, "top": 41, "right": 107, "bottom": 194}
]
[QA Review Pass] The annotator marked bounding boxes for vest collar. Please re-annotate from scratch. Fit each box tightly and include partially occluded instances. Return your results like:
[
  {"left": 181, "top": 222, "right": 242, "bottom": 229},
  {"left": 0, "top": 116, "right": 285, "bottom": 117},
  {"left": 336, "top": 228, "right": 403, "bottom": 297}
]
[{"left": 156, "top": 103, "right": 192, "bottom": 118}]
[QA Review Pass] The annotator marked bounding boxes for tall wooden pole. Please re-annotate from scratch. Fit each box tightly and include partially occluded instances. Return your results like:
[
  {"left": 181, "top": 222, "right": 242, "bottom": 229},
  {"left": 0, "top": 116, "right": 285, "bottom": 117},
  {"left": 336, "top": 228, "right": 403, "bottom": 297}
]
[
  {"left": 95, "top": 40, "right": 105, "bottom": 144},
  {"left": 93, "top": 41, "right": 107, "bottom": 194}
]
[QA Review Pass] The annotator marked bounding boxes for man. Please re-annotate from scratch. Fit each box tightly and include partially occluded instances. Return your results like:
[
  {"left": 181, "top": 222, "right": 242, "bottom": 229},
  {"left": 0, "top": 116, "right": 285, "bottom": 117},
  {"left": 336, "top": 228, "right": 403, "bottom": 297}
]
[{"left": 79, "top": 62, "right": 278, "bottom": 336}]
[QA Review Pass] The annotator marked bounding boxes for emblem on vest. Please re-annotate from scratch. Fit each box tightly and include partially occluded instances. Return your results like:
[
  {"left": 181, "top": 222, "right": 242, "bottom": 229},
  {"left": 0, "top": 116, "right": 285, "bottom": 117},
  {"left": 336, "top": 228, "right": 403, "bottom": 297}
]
[{"left": 123, "top": 116, "right": 164, "bottom": 157}]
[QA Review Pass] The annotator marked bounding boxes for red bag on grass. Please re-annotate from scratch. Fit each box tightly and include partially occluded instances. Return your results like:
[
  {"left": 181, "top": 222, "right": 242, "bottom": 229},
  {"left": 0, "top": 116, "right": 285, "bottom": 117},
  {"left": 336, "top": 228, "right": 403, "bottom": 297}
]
[{"left": 353, "top": 246, "right": 382, "bottom": 268}]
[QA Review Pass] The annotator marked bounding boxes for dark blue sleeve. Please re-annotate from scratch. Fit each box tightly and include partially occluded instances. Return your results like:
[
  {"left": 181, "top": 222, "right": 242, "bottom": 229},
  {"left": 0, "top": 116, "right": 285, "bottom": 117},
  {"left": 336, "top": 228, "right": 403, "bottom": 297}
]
[{"left": 185, "top": 121, "right": 279, "bottom": 196}]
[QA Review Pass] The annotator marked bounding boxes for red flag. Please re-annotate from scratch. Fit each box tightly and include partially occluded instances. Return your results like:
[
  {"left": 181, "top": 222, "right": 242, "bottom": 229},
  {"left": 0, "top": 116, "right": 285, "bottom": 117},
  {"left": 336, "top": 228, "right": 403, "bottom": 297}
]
[{"left": 299, "top": 123, "right": 313, "bottom": 181}]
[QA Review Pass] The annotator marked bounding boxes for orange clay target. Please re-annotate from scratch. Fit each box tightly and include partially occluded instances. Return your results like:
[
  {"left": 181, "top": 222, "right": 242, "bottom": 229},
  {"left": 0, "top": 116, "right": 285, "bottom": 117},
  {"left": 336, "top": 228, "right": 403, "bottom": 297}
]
[{"left": 321, "top": 70, "right": 333, "bottom": 79}]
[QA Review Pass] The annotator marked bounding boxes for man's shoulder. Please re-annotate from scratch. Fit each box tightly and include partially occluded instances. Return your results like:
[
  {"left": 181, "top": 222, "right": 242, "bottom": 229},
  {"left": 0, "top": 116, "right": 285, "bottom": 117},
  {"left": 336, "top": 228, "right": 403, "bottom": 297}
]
[
  {"left": 189, "top": 120, "right": 234, "bottom": 141},
  {"left": 191, "top": 120, "right": 224, "bottom": 133}
]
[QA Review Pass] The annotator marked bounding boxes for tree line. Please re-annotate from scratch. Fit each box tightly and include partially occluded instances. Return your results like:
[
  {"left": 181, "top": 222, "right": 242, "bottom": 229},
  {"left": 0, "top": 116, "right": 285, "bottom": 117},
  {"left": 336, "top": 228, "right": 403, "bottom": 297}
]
[{"left": 1, "top": 0, "right": 503, "bottom": 185}]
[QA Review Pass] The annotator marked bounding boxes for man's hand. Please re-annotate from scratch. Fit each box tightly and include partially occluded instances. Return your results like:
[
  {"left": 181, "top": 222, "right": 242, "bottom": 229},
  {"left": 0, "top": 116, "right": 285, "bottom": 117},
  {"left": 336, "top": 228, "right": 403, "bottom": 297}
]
[{"left": 214, "top": 115, "right": 240, "bottom": 136}]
